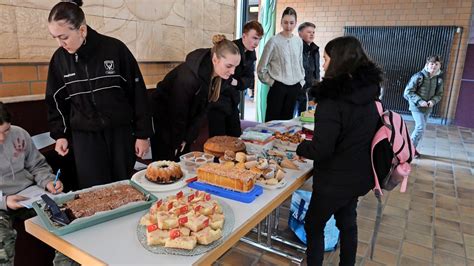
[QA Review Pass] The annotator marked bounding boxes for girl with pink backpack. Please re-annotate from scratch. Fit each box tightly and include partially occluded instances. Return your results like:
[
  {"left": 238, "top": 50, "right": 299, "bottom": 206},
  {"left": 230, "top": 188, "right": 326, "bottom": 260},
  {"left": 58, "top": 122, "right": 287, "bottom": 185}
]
[{"left": 296, "top": 36, "right": 383, "bottom": 265}]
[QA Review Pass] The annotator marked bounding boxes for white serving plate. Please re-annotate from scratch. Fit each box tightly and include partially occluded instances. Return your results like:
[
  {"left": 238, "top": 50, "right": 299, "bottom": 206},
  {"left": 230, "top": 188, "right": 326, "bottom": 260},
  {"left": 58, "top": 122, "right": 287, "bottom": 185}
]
[
  {"left": 256, "top": 177, "right": 288, "bottom": 190},
  {"left": 131, "top": 169, "right": 194, "bottom": 192}
]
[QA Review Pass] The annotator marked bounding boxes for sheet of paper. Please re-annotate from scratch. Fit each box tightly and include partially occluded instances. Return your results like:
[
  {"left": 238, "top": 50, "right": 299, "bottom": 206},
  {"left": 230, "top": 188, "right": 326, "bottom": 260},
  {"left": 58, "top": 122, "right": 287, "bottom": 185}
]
[{"left": 17, "top": 185, "right": 64, "bottom": 209}]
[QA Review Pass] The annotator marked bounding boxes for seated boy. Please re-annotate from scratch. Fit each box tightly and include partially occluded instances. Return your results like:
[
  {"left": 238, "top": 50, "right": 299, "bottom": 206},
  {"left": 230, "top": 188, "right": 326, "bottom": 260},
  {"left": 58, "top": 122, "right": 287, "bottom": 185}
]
[{"left": 0, "top": 102, "right": 63, "bottom": 265}]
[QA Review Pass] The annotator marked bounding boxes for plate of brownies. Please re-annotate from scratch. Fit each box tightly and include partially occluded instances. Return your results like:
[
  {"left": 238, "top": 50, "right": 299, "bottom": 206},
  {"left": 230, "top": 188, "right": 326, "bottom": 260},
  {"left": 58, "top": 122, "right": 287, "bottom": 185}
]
[{"left": 32, "top": 180, "right": 157, "bottom": 236}]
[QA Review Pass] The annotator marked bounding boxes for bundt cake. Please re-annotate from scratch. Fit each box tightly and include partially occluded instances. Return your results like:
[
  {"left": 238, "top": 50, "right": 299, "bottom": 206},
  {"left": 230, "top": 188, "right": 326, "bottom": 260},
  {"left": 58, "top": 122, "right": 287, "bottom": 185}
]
[{"left": 145, "top": 161, "right": 183, "bottom": 184}]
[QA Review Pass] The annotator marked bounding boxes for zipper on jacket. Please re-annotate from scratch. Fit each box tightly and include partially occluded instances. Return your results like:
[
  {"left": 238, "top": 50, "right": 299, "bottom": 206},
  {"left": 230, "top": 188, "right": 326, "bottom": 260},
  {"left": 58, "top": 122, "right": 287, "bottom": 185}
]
[
  {"left": 84, "top": 64, "right": 96, "bottom": 106},
  {"left": 85, "top": 62, "right": 106, "bottom": 126}
]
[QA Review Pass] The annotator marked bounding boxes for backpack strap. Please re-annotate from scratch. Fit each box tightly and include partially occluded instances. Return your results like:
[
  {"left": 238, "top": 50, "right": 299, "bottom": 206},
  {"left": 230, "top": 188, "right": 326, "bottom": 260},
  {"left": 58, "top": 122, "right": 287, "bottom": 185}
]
[
  {"left": 370, "top": 194, "right": 383, "bottom": 259},
  {"left": 415, "top": 72, "right": 424, "bottom": 90},
  {"left": 375, "top": 101, "right": 383, "bottom": 116},
  {"left": 370, "top": 101, "right": 387, "bottom": 258},
  {"left": 371, "top": 130, "right": 386, "bottom": 197},
  {"left": 372, "top": 101, "right": 386, "bottom": 196}
]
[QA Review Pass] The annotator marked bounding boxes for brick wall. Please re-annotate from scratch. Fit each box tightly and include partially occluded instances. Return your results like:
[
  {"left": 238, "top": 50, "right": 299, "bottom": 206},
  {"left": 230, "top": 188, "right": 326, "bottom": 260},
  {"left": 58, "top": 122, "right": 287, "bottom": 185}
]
[
  {"left": 277, "top": 0, "right": 473, "bottom": 120},
  {"left": 0, "top": 62, "right": 179, "bottom": 98}
]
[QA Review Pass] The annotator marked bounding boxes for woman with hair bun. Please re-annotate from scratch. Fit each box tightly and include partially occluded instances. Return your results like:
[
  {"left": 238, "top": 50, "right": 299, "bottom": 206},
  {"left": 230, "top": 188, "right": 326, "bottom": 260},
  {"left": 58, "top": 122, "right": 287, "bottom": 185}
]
[
  {"left": 150, "top": 35, "right": 241, "bottom": 161},
  {"left": 45, "top": 0, "right": 153, "bottom": 189}
]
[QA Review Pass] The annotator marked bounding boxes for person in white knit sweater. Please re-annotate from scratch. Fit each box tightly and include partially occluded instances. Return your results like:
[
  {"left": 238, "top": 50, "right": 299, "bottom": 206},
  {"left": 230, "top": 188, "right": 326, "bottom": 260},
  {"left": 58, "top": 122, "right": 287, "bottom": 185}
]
[{"left": 257, "top": 7, "right": 305, "bottom": 122}]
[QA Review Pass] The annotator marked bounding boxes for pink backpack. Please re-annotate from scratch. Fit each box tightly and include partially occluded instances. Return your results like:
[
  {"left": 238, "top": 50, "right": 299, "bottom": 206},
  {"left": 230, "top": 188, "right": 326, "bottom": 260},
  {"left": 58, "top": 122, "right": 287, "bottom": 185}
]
[{"left": 369, "top": 101, "right": 415, "bottom": 259}]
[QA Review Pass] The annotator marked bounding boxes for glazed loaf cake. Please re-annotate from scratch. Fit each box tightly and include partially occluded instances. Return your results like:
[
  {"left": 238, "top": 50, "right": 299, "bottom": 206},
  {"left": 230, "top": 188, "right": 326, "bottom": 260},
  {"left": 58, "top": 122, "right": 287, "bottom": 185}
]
[{"left": 197, "top": 163, "right": 257, "bottom": 192}]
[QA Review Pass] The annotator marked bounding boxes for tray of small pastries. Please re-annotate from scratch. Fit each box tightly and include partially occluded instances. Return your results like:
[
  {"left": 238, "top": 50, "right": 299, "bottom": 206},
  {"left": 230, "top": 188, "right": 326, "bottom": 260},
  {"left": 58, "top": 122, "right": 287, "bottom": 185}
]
[
  {"left": 137, "top": 190, "right": 234, "bottom": 255},
  {"left": 32, "top": 180, "right": 157, "bottom": 236}
]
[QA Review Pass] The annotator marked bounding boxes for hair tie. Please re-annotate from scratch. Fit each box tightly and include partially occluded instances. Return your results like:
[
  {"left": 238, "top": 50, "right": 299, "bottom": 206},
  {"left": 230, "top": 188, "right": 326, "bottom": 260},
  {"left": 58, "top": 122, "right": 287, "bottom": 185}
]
[{"left": 64, "top": 0, "right": 78, "bottom": 5}]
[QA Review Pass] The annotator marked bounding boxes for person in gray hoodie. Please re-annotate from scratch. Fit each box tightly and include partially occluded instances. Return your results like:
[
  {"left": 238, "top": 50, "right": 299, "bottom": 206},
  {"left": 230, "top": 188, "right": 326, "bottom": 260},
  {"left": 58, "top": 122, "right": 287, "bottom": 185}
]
[
  {"left": 0, "top": 102, "right": 63, "bottom": 265},
  {"left": 403, "top": 55, "right": 444, "bottom": 157}
]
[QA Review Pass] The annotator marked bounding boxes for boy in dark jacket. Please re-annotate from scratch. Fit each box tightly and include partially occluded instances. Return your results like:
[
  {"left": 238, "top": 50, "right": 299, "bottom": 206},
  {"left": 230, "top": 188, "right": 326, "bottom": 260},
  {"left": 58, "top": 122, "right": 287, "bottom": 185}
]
[
  {"left": 403, "top": 55, "right": 443, "bottom": 157},
  {"left": 296, "top": 22, "right": 320, "bottom": 116},
  {"left": 208, "top": 21, "right": 263, "bottom": 137}
]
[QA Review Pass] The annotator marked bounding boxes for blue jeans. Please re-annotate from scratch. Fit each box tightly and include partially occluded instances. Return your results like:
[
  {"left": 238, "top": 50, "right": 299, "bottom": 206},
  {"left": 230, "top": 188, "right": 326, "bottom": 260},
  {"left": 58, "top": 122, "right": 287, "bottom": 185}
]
[{"left": 410, "top": 109, "right": 432, "bottom": 148}]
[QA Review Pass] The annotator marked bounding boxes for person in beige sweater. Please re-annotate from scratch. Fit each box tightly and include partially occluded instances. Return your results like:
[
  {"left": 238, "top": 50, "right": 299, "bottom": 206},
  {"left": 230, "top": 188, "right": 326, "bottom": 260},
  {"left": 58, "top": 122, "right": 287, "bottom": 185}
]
[{"left": 257, "top": 7, "right": 305, "bottom": 122}]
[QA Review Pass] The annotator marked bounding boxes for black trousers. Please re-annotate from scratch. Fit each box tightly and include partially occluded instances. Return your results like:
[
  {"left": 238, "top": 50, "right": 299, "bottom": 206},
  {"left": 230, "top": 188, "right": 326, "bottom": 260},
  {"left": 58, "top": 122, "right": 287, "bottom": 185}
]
[
  {"left": 265, "top": 81, "right": 301, "bottom": 122},
  {"left": 304, "top": 191, "right": 359, "bottom": 266},
  {"left": 71, "top": 126, "right": 135, "bottom": 189},
  {"left": 208, "top": 106, "right": 242, "bottom": 138},
  {"left": 150, "top": 133, "right": 190, "bottom": 162}
]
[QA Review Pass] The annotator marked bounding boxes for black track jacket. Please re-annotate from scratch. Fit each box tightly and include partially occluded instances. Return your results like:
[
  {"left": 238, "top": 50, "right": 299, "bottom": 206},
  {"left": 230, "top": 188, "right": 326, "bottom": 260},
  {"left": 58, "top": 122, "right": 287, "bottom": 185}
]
[{"left": 45, "top": 26, "right": 152, "bottom": 140}]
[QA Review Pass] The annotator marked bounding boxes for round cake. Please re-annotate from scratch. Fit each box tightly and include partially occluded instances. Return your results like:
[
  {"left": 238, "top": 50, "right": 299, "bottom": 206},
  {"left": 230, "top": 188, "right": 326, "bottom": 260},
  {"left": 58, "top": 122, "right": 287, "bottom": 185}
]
[
  {"left": 203, "top": 136, "right": 246, "bottom": 157},
  {"left": 145, "top": 161, "right": 184, "bottom": 184}
]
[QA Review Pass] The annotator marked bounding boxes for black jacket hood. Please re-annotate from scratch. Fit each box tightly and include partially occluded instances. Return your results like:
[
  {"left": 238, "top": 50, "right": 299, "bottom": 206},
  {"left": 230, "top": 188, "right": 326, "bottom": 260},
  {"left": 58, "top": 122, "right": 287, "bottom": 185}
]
[
  {"left": 185, "top": 48, "right": 213, "bottom": 85},
  {"left": 311, "top": 63, "right": 382, "bottom": 105}
]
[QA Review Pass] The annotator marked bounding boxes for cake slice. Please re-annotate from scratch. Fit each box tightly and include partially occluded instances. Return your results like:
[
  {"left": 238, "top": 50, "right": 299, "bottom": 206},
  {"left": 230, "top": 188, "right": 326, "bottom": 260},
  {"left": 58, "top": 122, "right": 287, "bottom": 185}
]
[
  {"left": 169, "top": 204, "right": 190, "bottom": 216},
  {"left": 184, "top": 214, "right": 209, "bottom": 232},
  {"left": 191, "top": 227, "right": 223, "bottom": 245},
  {"left": 164, "top": 235, "right": 197, "bottom": 250},
  {"left": 139, "top": 213, "right": 156, "bottom": 226},
  {"left": 146, "top": 224, "right": 169, "bottom": 246},
  {"left": 193, "top": 201, "right": 216, "bottom": 216},
  {"left": 209, "top": 213, "right": 225, "bottom": 230},
  {"left": 179, "top": 226, "right": 191, "bottom": 236},
  {"left": 156, "top": 211, "right": 178, "bottom": 229}
]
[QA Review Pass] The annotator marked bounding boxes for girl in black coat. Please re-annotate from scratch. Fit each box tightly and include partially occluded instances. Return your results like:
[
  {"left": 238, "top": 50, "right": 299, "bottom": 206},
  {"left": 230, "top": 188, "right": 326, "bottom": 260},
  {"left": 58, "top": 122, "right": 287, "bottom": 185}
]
[
  {"left": 296, "top": 36, "right": 383, "bottom": 265},
  {"left": 151, "top": 35, "right": 241, "bottom": 161},
  {"left": 208, "top": 21, "right": 263, "bottom": 137}
]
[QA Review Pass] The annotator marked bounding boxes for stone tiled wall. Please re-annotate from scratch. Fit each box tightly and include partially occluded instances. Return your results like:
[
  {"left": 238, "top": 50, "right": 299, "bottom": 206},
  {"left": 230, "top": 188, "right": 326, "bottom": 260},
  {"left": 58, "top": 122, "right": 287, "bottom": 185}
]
[
  {"left": 0, "top": 62, "right": 178, "bottom": 98},
  {"left": 276, "top": 0, "right": 473, "bottom": 120},
  {"left": 0, "top": 0, "right": 235, "bottom": 99}
]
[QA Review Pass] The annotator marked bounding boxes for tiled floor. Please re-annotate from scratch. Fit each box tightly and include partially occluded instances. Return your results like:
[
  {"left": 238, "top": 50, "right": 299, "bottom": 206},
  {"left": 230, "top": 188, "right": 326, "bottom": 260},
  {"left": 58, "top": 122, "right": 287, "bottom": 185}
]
[{"left": 217, "top": 102, "right": 474, "bottom": 265}]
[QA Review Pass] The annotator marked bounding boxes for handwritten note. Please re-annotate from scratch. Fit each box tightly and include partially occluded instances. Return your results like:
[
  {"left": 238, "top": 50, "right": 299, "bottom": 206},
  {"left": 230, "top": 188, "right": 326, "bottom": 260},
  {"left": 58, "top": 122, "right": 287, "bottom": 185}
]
[{"left": 17, "top": 185, "right": 64, "bottom": 209}]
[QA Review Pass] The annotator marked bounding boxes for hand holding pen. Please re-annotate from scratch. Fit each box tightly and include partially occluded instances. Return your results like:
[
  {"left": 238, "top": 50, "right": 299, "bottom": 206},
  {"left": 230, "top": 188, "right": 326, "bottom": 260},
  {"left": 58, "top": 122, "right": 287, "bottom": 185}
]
[{"left": 46, "top": 169, "right": 64, "bottom": 194}]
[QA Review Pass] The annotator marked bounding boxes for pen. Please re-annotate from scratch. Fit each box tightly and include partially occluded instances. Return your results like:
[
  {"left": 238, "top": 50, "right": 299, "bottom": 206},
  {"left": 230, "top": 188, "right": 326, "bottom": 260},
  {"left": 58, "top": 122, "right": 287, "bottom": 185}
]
[{"left": 53, "top": 169, "right": 61, "bottom": 187}]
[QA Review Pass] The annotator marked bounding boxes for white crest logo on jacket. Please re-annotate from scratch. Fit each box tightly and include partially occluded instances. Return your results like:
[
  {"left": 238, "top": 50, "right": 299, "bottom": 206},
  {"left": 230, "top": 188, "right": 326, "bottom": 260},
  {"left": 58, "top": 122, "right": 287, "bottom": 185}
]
[{"left": 104, "top": 60, "right": 115, "bottom": 74}]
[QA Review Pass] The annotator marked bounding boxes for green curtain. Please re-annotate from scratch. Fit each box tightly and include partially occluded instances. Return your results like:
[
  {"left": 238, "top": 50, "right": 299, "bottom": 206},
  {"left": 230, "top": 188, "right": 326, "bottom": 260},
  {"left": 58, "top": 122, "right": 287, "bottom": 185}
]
[{"left": 256, "top": 0, "right": 277, "bottom": 122}]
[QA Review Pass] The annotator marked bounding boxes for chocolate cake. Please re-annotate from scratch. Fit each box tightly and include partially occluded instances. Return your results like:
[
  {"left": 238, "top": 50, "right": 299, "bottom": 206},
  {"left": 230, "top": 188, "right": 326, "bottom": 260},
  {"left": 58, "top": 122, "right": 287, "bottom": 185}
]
[
  {"left": 203, "top": 136, "right": 246, "bottom": 157},
  {"left": 63, "top": 184, "right": 146, "bottom": 220}
]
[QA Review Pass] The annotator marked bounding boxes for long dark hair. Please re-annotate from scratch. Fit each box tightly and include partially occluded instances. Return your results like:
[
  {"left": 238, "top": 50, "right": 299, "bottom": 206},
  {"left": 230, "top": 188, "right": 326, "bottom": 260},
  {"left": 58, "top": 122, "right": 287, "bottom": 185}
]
[
  {"left": 48, "top": 0, "right": 85, "bottom": 30},
  {"left": 324, "top": 36, "right": 381, "bottom": 80},
  {"left": 0, "top": 102, "right": 12, "bottom": 124}
]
